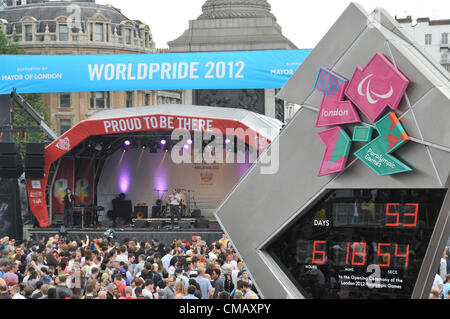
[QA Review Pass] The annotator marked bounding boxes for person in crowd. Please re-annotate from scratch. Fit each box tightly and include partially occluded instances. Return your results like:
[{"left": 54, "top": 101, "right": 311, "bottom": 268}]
[
  {"left": 223, "top": 264, "right": 234, "bottom": 294},
  {"left": 183, "top": 285, "right": 198, "bottom": 299},
  {"left": 443, "top": 274, "right": 450, "bottom": 299},
  {"left": 0, "top": 232, "right": 257, "bottom": 299},
  {"left": 211, "top": 268, "right": 224, "bottom": 299},
  {"left": 195, "top": 267, "right": 214, "bottom": 299},
  {"left": 63, "top": 188, "right": 75, "bottom": 228},
  {"left": 174, "top": 280, "right": 187, "bottom": 299},
  {"left": 432, "top": 272, "right": 444, "bottom": 298},
  {"left": 440, "top": 251, "right": 448, "bottom": 281}
]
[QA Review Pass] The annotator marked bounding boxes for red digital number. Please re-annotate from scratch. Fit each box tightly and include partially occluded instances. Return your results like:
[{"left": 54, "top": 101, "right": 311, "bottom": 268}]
[
  {"left": 351, "top": 242, "right": 366, "bottom": 266},
  {"left": 312, "top": 241, "right": 326, "bottom": 264},
  {"left": 403, "top": 203, "right": 418, "bottom": 227},
  {"left": 346, "top": 242, "right": 350, "bottom": 265},
  {"left": 385, "top": 203, "right": 400, "bottom": 227},
  {"left": 377, "top": 243, "right": 391, "bottom": 267},
  {"left": 395, "top": 244, "right": 410, "bottom": 268}
]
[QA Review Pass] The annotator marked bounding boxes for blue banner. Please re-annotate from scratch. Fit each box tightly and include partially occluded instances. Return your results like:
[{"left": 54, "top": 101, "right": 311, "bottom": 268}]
[{"left": 0, "top": 49, "right": 311, "bottom": 94}]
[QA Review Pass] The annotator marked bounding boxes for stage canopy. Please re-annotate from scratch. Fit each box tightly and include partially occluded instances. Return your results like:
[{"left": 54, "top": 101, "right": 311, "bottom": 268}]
[{"left": 26, "top": 104, "right": 283, "bottom": 227}]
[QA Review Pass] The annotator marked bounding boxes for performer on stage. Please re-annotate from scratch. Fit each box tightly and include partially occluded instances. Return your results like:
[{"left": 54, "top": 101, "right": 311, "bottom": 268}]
[
  {"left": 177, "top": 188, "right": 186, "bottom": 217},
  {"left": 63, "top": 188, "right": 75, "bottom": 228},
  {"left": 168, "top": 188, "right": 182, "bottom": 229}
]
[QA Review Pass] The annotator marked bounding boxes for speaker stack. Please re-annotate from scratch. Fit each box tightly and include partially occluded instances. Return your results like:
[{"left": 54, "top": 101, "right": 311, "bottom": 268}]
[
  {"left": 24, "top": 143, "right": 45, "bottom": 179},
  {"left": 0, "top": 142, "right": 23, "bottom": 178}
]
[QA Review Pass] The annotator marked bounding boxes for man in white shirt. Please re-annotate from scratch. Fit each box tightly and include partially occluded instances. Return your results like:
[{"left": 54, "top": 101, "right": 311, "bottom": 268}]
[
  {"left": 168, "top": 189, "right": 182, "bottom": 229},
  {"left": 432, "top": 273, "right": 444, "bottom": 297},
  {"left": 142, "top": 279, "right": 154, "bottom": 299},
  {"left": 11, "top": 285, "right": 25, "bottom": 299},
  {"left": 161, "top": 247, "right": 173, "bottom": 272},
  {"left": 115, "top": 246, "right": 128, "bottom": 264}
]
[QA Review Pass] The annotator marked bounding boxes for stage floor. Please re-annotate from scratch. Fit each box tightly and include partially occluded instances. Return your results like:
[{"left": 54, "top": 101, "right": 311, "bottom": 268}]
[{"left": 27, "top": 227, "right": 224, "bottom": 244}]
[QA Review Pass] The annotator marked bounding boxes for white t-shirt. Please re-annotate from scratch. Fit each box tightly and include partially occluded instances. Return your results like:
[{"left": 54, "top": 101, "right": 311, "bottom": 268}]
[
  {"left": 115, "top": 254, "right": 128, "bottom": 264},
  {"left": 142, "top": 288, "right": 154, "bottom": 299},
  {"left": 169, "top": 193, "right": 182, "bottom": 205},
  {"left": 432, "top": 273, "right": 444, "bottom": 291}
]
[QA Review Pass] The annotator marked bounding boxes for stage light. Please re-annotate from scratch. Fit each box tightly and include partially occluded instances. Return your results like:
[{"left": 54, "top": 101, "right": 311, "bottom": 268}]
[
  {"left": 124, "top": 140, "right": 131, "bottom": 147},
  {"left": 225, "top": 139, "right": 231, "bottom": 144},
  {"left": 187, "top": 139, "right": 193, "bottom": 145},
  {"left": 184, "top": 144, "right": 190, "bottom": 150},
  {"left": 160, "top": 139, "right": 167, "bottom": 145}
]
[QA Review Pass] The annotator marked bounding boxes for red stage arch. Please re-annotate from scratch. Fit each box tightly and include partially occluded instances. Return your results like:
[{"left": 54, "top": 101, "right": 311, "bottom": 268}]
[{"left": 26, "top": 105, "right": 282, "bottom": 227}]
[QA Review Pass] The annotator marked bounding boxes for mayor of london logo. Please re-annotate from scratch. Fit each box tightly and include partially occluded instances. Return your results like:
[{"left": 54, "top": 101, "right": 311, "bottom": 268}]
[{"left": 314, "top": 52, "right": 412, "bottom": 177}]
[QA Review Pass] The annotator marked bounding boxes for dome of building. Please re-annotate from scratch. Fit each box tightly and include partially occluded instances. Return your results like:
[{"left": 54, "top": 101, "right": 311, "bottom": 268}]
[{"left": 198, "top": 0, "right": 275, "bottom": 20}]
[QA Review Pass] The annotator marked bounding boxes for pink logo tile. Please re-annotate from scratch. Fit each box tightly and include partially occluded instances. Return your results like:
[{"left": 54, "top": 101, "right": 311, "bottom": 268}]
[
  {"left": 344, "top": 53, "right": 409, "bottom": 122},
  {"left": 314, "top": 68, "right": 361, "bottom": 127}
]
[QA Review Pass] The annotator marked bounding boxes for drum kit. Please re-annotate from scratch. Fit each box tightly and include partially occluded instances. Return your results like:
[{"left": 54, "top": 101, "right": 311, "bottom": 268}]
[{"left": 153, "top": 188, "right": 197, "bottom": 218}]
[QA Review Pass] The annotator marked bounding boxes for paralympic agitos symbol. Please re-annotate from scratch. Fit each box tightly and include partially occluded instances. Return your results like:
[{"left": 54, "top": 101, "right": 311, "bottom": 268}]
[{"left": 315, "top": 52, "right": 412, "bottom": 177}]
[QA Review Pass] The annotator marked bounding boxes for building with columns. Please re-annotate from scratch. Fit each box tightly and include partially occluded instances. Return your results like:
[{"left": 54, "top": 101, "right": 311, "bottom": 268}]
[
  {"left": 0, "top": 0, "right": 182, "bottom": 135},
  {"left": 168, "top": 0, "right": 298, "bottom": 122}
]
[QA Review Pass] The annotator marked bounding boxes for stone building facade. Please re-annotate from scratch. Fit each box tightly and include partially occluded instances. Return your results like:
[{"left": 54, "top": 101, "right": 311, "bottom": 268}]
[
  {"left": 168, "top": 0, "right": 298, "bottom": 122},
  {"left": 0, "top": 0, "right": 182, "bottom": 135},
  {"left": 396, "top": 16, "right": 450, "bottom": 73}
]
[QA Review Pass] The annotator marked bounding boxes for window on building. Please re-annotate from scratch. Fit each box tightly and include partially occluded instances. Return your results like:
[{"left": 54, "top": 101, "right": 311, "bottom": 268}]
[
  {"left": 60, "top": 93, "right": 71, "bottom": 108},
  {"left": 442, "top": 33, "right": 448, "bottom": 45},
  {"left": 95, "top": 23, "right": 104, "bottom": 42},
  {"left": 126, "top": 92, "right": 133, "bottom": 108},
  {"left": 425, "top": 34, "right": 432, "bottom": 45},
  {"left": 59, "top": 24, "right": 68, "bottom": 41},
  {"left": 60, "top": 119, "right": 71, "bottom": 135},
  {"left": 145, "top": 94, "right": 150, "bottom": 105},
  {"left": 25, "top": 25, "right": 32, "bottom": 41},
  {"left": 90, "top": 92, "right": 110, "bottom": 108},
  {"left": 441, "top": 54, "right": 448, "bottom": 64},
  {"left": 125, "top": 29, "right": 131, "bottom": 45}
]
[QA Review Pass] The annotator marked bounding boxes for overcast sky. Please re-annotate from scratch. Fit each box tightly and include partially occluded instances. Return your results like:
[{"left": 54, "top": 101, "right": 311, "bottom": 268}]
[{"left": 96, "top": 0, "right": 450, "bottom": 49}]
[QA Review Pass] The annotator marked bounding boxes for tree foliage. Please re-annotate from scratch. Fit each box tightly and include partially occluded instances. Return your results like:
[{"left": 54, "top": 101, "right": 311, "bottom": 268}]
[{"left": 0, "top": 29, "right": 51, "bottom": 144}]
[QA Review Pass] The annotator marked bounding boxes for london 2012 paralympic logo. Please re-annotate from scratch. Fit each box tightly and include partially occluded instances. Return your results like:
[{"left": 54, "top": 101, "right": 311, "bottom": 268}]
[{"left": 314, "top": 52, "right": 412, "bottom": 177}]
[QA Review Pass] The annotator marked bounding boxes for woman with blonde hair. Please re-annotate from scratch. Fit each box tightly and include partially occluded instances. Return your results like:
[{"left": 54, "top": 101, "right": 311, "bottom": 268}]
[{"left": 174, "top": 279, "right": 187, "bottom": 299}]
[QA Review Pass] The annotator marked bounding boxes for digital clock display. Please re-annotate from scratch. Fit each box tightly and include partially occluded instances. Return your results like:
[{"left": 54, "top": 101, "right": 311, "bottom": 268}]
[{"left": 268, "top": 189, "right": 447, "bottom": 299}]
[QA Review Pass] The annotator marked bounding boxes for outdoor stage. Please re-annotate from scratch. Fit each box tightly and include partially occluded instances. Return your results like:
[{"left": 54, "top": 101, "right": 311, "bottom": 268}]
[{"left": 28, "top": 223, "right": 223, "bottom": 244}]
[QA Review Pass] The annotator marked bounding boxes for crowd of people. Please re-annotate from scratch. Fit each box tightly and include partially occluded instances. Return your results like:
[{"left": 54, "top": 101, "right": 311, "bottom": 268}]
[
  {"left": 0, "top": 233, "right": 258, "bottom": 299},
  {"left": 430, "top": 249, "right": 450, "bottom": 299}
]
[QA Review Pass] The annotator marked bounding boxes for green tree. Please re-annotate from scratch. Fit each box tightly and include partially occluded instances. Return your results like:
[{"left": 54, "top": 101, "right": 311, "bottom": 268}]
[{"left": 0, "top": 29, "right": 51, "bottom": 144}]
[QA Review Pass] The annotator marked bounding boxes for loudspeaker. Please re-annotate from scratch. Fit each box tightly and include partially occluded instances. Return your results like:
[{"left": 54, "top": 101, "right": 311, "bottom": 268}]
[
  {"left": 0, "top": 166, "right": 23, "bottom": 179},
  {"left": 25, "top": 169, "right": 45, "bottom": 179},
  {"left": 134, "top": 220, "right": 148, "bottom": 228},
  {"left": 25, "top": 143, "right": 44, "bottom": 155},
  {"left": 133, "top": 206, "right": 148, "bottom": 219},
  {"left": 0, "top": 142, "right": 19, "bottom": 154},
  {"left": 191, "top": 209, "right": 202, "bottom": 218},
  {"left": 195, "top": 218, "right": 210, "bottom": 229},
  {"left": 152, "top": 205, "right": 162, "bottom": 218},
  {"left": 0, "top": 142, "right": 22, "bottom": 178},
  {"left": 179, "top": 220, "right": 191, "bottom": 229},
  {"left": 0, "top": 154, "right": 20, "bottom": 168},
  {"left": 113, "top": 200, "right": 132, "bottom": 222},
  {"left": 25, "top": 155, "right": 45, "bottom": 168},
  {"left": 24, "top": 143, "right": 45, "bottom": 179}
]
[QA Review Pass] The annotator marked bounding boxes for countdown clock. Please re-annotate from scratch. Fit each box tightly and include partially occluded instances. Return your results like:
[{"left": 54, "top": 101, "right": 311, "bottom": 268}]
[{"left": 268, "top": 189, "right": 447, "bottom": 299}]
